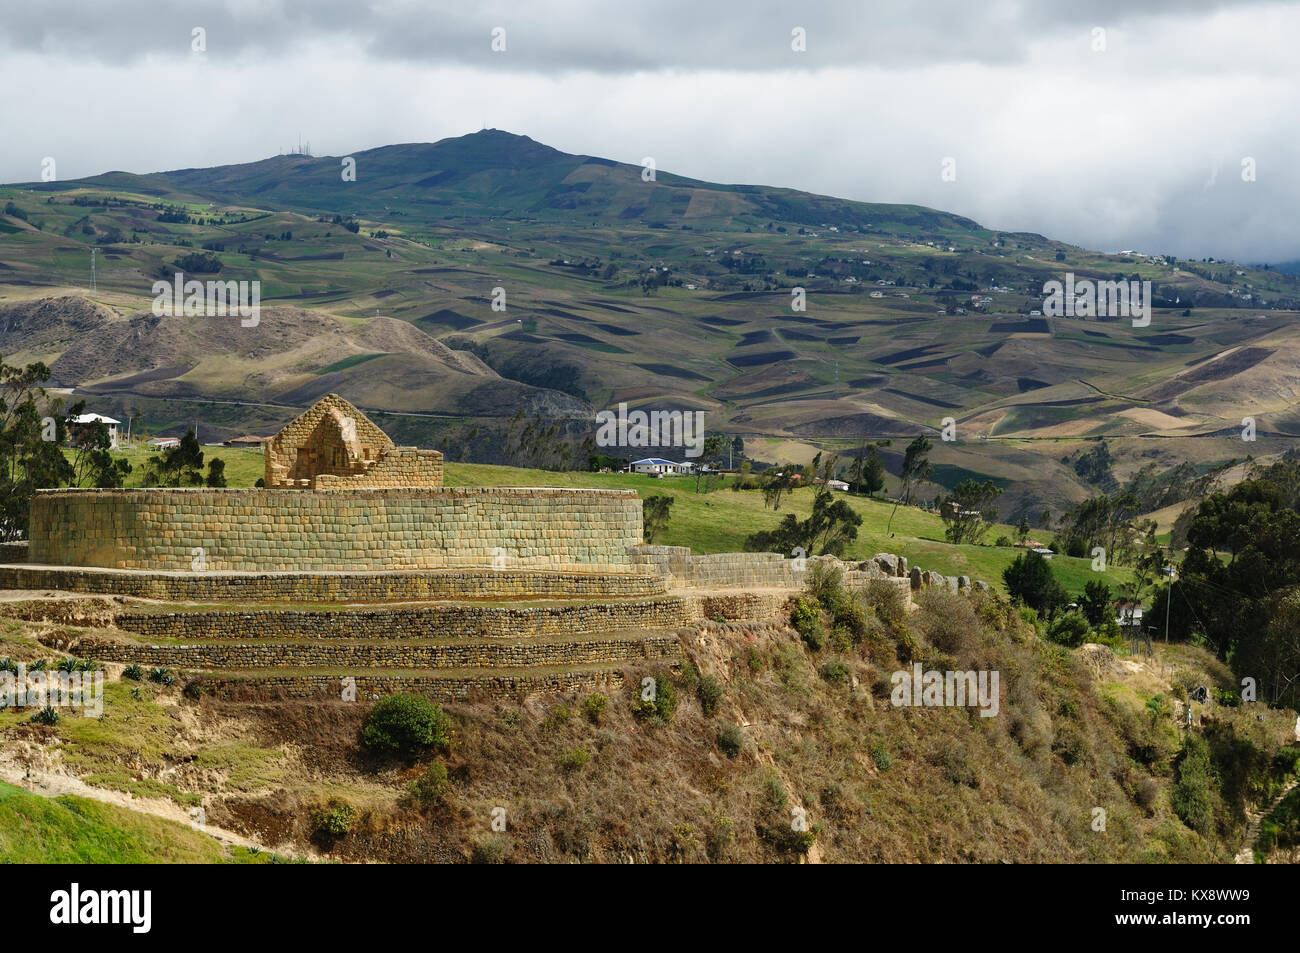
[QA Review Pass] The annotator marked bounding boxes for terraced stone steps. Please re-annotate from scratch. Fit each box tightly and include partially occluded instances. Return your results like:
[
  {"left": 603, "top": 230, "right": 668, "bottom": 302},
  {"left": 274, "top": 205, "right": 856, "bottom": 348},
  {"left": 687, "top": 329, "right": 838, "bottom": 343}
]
[
  {"left": 113, "top": 596, "right": 689, "bottom": 641},
  {"left": 0, "top": 564, "right": 666, "bottom": 602},
  {"left": 78, "top": 629, "right": 683, "bottom": 670},
  {"left": 202, "top": 661, "right": 636, "bottom": 703}
]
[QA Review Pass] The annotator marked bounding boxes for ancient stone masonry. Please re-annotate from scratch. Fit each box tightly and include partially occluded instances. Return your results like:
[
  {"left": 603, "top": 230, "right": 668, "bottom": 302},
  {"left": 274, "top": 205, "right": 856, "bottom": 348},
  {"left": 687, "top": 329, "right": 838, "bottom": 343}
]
[
  {"left": 263, "top": 393, "right": 444, "bottom": 489},
  {"left": 27, "top": 486, "right": 642, "bottom": 572},
  {"left": 115, "top": 597, "right": 688, "bottom": 641},
  {"left": 212, "top": 669, "right": 627, "bottom": 704},
  {"left": 0, "top": 380, "right": 994, "bottom": 705},
  {"left": 81, "top": 633, "right": 680, "bottom": 670},
  {"left": 629, "top": 545, "right": 988, "bottom": 602},
  {"left": 0, "top": 566, "right": 664, "bottom": 602}
]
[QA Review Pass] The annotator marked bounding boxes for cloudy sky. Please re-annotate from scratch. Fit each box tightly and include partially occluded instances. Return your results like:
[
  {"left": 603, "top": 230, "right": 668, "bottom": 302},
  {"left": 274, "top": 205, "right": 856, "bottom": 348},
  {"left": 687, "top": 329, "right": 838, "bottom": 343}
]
[{"left": 2, "top": 0, "right": 1297, "bottom": 262}]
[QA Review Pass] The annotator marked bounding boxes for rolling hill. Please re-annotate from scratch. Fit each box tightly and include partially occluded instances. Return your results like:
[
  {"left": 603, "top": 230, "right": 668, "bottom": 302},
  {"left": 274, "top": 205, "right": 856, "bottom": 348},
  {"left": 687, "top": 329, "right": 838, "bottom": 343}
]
[{"left": 3, "top": 128, "right": 1300, "bottom": 517}]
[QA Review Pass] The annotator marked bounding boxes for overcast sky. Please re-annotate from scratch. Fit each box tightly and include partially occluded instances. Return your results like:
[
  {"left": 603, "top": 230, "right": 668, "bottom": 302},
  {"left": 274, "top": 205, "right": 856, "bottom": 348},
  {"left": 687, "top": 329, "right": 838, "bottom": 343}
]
[{"left": 2, "top": 0, "right": 1297, "bottom": 262}]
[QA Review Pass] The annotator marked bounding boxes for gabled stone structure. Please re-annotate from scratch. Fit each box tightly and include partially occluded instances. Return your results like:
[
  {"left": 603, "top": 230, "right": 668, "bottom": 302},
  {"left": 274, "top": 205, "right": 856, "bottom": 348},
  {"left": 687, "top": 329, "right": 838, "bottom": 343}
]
[{"left": 264, "top": 393, "right": 443, "bottom": 489}]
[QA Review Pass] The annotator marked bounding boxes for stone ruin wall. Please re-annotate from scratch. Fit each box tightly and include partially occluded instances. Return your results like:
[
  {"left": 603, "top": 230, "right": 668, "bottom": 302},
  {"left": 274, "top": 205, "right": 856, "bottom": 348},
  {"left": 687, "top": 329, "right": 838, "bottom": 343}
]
[
  {"left": 26, "top": 486, "right": 642, "bottom": 573},
  {"left": 630, "top": 545, "right": 990, "bottom": 605}
]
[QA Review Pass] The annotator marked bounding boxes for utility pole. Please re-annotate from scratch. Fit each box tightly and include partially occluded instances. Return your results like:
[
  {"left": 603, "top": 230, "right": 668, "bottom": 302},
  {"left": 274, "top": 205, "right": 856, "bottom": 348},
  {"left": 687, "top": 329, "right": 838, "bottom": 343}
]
[
  {"left": 1163, "top": 565, "right": 1175, "bottom": 642},
  {"left": 90, "top": 248, "right": 96, "bottom": 292}
]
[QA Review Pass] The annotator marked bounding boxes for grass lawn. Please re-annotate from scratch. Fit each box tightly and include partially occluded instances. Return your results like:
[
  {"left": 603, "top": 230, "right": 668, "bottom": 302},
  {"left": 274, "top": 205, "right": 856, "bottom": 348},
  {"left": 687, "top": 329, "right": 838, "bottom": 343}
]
[
  {"left": 0, "top": 780, "right": 272, "bottom": 863},
  {"left": 93, "top": 445, "right": 267, "bottom": 488},
  {"left": 442, "top": 463, "right": 1132, "bottom": 596}
]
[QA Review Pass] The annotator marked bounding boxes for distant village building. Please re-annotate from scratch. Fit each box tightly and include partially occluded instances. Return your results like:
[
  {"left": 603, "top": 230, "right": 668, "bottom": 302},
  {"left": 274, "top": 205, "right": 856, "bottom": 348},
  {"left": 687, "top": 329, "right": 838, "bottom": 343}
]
[
  {"left": 69, "top": 413, "right": 120, "bottom": 450},
  {"left": 146, "top": 436, "right": 180, "bottom": 451},
  {"left": 224, "top": 434, "right": 271, "bottom": 448},
  {"left": 629, "top": 457, "right": 692, "bottom": 476},
  {"left": 1116, "top": 601, "right": 1144, "bottom": 629}
]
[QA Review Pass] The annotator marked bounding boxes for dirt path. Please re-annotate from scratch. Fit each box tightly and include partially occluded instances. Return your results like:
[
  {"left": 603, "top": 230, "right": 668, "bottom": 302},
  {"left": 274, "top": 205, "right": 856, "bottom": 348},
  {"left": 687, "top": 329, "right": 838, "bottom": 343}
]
[
  {"left": 1234, "top": 778, "right": 1299, "bottom": 864},
  {"left": 0, "top": 756, "right": 310, "bottom": 861}
]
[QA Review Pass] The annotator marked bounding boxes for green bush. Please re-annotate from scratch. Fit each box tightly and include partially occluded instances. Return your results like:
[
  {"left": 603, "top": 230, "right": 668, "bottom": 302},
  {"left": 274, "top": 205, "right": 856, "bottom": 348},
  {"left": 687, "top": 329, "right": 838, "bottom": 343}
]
[
  {"left": 1046, "top": 610, "right": 1090, "bottom": 649},
  {"left": 717, "top": 722, "right": 743, "bottom": 758},
  {"left": 790, "top": 596, "right": 826, "bottom": 650},
  {"left": 630, "top": 674, "right": 678, "bottom": 724},
  {"left": 870, "top": 743, "right": 893, "bottom": 771},
  {"left": 581, "top": 692, "right": 608, "bottom": 724},
  {"left": 312, "top": 799, "right": 355, "bottom": 838},
  {"left": 819, "top": 657, "right": 848, "bottom": 683},
  {"left": 1172, "top": 735, "right": 1217, "bottom": 835},
  {"left": 806, "top": 561, "right": 844, "bottom": 604},
  {"left": 865, "top": 578, "right": 907, "bottom": 628},
  {"left": 557, "top": 746, "right": 590, "bottom": 772},
  {"left": 147, "top": 667, "right": 174, "bottom": 686},
  {"left": 122, "top": 664, "right": 144, "bottom": 681},
  {"left": 359, "top": 693, "right": 453, "bottom": 758},
  {"left": 763, "top": 774, "right": 788, "bottom": 812},
  {"left": 30, "top": 705, "right": 59, "bottom": 726},
  {"left": 408, "top": 763, "right": 451, "bottom": 808},
  {"left": 697, "top": 675, "right": 724, "bottom": 716}
]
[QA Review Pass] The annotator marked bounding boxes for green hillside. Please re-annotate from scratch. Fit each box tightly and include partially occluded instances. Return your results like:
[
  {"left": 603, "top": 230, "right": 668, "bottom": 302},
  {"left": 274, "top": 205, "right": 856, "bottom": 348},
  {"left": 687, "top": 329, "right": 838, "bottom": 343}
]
[{"left": 0, "top": 781, "right": 272, "bottom": 863}]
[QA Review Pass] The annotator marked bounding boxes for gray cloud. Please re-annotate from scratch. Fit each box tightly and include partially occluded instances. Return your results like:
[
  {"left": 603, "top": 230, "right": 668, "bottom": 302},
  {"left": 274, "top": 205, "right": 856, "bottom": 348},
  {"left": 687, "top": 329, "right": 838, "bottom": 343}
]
[{"left": 1, "top": 0, "right": 1298, "bottom": 262}]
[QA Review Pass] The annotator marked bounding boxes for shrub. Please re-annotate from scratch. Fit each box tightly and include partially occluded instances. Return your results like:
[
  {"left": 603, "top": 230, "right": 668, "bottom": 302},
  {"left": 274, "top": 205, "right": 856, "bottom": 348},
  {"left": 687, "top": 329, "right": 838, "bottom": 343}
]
[
  {"left": 630, "top": 674, "right": 678, "bottom": 724},
  {"left": 871, "top": 743, "right": 893, "bottom": 772},
  {"left": 1134, "top": 776, "right": 1159, "bottom": 815},
  {"left": 30, "top": 705, "right": 59, "bottom": 726},
  {"left": 831, "top": 596, "right": 871, "bottom": 646},
  {"left": 717, "top": 722, "right": 743, "bottom": 758},
  {"left": 819, "top": 657, "right": 848, "bottom": 683},
  {"left": 865, "top": 578, "right": 907, "bottom": 628},
  {"left": 1172, "top": 735, "right": 1217, "bottom": 834},
  {"left": 558, "top": 746, "right": 590, "bottom": 772},
  {"left": 581, "top": 692, "right": 608, "bottom": 724},
  {"left": 790, "top": 597, "right": 826, "bottom": 650},
  {"left": 408, "top": 763, "right": 451, "bottom": 808},
  {"left": 763, "top": 774, "right": 788, "bottom": 812},
  {"left": 471, "top": 837, "right": 508, "bottom": 864},
  {"left": 312, "top": 799, "right": 355, "bottom": 838},
  {"left": 1046, "top": 610, "right": 1090, "bottom": 648},
  {"left": 122, "top": 664, "right": 144, "bottom": 681},
  {"left": 806, "top": 561, "right": 846, "bottom": 611},
  {"left": 913, "top": 589, "right": 981, "bottom": 660},
  {"left": 696, "top": 675, "right": 724, "bottom": 716},
  {"left": 359, "top": 693, "right": 453, "bottom": 759}
]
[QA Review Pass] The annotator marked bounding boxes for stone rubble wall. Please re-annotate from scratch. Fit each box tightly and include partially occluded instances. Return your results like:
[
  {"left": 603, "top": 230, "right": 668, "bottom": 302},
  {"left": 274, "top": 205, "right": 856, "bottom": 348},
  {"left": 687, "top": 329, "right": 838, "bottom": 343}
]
[
  {"left": 0, "top": 565, "right": 665, "bottom": 601},
  {"left": 81, "top": 634, "right": 680, "bottom": 670},
  {"left": 210, "top": 669, "right": 628, "bottom": 703},
  {"left": 633, "top": 545, "right": 989, "bottom": 601},
  {"left": 115, "top": 597, "right": 688, "bottom": 641},
  {"left": 27, "top": 486, "right": 643, "bottom": 573}
]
